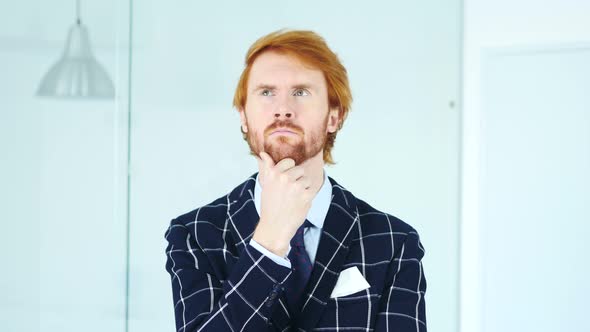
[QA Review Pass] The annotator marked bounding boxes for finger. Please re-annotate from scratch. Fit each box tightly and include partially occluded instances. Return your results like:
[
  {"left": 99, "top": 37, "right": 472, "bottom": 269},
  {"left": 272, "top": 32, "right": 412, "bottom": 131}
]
[
  {"left": 259, "top": 151, "right": 275, "bottom": 170},
  {"left": 299, "top": 179, "right": 312, "bottom": 190},
  {"left": 284, "top": 165, "right": 305, "bottom": 182},
  {"left": 274, "top": 158, "right": 296, "bottom": 172}
]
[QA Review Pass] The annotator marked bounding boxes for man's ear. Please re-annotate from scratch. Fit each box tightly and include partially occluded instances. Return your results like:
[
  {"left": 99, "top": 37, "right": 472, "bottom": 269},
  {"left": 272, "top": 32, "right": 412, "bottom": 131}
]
[
  {"left": 238, "top": 107, "right": 248, "bottom": 133},
  {"left": 326, "top": 107, "right": 341, "bottom": 133}
]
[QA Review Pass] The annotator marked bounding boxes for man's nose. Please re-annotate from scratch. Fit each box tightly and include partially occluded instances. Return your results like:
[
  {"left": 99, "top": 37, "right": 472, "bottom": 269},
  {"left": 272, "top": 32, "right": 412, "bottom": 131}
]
[
  {"left": 274, "top": 111, "right": 292, "bottom": 119},
  {"left": 274, "top": 95, "right": 294, "bottom": 119}
]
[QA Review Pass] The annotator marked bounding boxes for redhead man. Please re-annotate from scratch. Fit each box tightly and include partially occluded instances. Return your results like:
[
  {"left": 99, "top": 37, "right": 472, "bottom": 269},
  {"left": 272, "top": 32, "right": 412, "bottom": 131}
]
[{"left": 164, "top": 29, "right": 427, "bottom": 332}]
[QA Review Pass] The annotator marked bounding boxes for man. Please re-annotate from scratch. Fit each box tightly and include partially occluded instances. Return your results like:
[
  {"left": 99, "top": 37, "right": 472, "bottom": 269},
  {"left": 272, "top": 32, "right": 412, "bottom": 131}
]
[{"left": 164, "top": 29, "right": 427, "bottom": 332}]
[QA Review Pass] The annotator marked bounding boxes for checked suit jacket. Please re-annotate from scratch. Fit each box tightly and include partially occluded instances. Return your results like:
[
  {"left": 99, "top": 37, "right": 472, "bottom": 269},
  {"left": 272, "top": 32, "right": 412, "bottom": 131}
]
[{"left": 164, "top": 172, "right": 427, "bottom": 332}]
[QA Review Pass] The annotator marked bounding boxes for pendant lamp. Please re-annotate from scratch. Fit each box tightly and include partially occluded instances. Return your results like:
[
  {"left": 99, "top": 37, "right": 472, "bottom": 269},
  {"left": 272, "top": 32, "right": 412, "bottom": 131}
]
[{"left": 37, "top": 0, "right": 115, "bottom": 99}]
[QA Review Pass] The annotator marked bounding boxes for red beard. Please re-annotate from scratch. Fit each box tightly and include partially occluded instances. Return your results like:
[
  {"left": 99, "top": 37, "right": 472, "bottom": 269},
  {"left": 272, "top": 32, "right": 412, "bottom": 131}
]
[{"left": 246, "top": 116, "right": 328, "bottom": 165}]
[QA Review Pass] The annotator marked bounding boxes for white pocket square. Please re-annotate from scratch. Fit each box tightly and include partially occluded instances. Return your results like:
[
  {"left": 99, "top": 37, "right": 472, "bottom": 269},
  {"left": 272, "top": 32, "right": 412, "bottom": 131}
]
[{"left": 330, "top": 266, "right": 371, "bottom": 298}]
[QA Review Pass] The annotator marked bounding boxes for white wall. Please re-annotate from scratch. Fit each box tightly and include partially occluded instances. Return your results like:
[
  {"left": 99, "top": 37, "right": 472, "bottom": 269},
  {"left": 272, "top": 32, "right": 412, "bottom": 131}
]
[
  {"left": 461, "top": 1, "right": 590, "bottom": 331},
  {"left": 0, "top": 1, "right": 462, "bottom": 331},
  {"left": 130, "top": 1, "right": 461, "bottom": 331}
]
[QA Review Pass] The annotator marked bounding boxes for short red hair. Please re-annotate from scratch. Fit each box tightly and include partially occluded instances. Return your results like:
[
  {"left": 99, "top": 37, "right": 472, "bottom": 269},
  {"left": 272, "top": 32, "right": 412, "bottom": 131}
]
[{"left": 233, "top": 29, "right": 352, "bottom": 165}]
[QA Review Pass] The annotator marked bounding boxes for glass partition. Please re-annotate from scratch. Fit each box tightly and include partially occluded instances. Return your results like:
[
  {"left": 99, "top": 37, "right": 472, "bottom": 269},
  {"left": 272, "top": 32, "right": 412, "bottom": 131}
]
[{"left": 0, "top": 1, "right": 130, "bottom": 331}]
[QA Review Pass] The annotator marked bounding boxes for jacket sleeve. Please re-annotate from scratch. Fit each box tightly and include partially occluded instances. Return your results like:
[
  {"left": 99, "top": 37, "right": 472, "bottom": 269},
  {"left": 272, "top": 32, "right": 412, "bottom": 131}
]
[
  {"left": 164, "top": 217, "right": 293, "bottom": 332},
  {"left": 374, "top": 230, "right": 427, "bottom": 332}
]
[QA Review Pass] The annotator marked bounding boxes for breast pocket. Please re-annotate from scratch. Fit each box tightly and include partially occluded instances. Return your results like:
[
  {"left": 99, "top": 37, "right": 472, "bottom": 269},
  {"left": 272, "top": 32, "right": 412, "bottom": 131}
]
[
  {"left": 330, "top": 288, "right": 376, "bottom": 305},
  {"left": 319, "top": 290, "right": 381, "bottom": 329}
]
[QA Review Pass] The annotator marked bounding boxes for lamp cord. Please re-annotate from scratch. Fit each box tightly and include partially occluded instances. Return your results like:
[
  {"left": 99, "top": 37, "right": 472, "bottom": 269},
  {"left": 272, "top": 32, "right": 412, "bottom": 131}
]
[{"left": 76, "top": 0, "right": 81, "bottom": 24}]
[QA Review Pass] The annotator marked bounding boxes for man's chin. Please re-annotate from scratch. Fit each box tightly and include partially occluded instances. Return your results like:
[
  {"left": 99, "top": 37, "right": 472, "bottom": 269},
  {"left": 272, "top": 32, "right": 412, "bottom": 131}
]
[
  {"left": 264, "top": 146, "right": 305, "bottom": 163},
  {"left": 267, "top": 149, "right": 297, "bottom": 160}
]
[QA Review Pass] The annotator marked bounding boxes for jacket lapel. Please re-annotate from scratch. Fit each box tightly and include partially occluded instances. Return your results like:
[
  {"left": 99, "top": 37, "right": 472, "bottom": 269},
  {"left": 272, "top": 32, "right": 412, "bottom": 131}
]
[{"left": 296, "top": 176, "right": 360, "bottom": 331}]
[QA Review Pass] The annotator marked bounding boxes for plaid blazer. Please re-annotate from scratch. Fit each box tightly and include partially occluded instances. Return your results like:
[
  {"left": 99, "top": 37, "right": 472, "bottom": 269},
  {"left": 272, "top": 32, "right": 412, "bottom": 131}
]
[{"left": 164, "top": 172, "right": 427, "bottom": 332}]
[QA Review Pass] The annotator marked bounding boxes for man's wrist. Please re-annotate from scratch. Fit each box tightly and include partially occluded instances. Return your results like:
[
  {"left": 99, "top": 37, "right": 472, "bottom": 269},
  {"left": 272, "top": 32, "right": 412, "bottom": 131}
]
[
  {"left": 253, "top": 220, "right": 290, "bottom": 257},
  {"left": 249, "top": 239, "right": 292, "bottom": 268}
]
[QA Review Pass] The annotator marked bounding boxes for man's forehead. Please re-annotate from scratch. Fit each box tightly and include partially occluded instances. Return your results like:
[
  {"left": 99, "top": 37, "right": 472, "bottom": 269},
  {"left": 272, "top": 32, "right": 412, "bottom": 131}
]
[
  {"left": 248, "top": 51, "right": 325, "bottom": 89},
  {"left": 251, "top": 50, "right": 315, "bottom": 69}
]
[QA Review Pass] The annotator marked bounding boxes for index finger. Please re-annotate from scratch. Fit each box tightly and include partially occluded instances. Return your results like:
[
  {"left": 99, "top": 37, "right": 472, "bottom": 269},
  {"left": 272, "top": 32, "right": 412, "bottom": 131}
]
[
  {"left": 274, "top": 158, "right": 296, "bottom": 172},
  {"left": 259, "top": 151, "right": 275, "bottom": 170}
]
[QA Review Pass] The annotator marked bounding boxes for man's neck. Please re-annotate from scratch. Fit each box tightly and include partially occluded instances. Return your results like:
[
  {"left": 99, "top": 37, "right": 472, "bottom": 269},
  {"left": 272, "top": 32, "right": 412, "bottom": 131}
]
[{"left": 300, "top": 151, "right": 326, "bottom": 197}]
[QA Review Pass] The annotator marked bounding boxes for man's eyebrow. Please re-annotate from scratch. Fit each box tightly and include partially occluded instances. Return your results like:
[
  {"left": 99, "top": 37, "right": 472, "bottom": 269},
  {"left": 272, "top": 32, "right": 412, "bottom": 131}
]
[
  {"left": 252, "top": 84, "right": 276, "bottom": 92},
  {"left": 251, "top": 83, "right": 315, "bottom": 92},
  {"left": 292, "top": 84, "right": 314, "bottom": 90}
]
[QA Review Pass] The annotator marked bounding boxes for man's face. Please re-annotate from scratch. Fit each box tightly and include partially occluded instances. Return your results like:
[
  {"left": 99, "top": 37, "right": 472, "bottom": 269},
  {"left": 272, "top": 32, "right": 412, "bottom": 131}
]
[{"left": 239, "top": 51, "right": 339, "bottom": 165}]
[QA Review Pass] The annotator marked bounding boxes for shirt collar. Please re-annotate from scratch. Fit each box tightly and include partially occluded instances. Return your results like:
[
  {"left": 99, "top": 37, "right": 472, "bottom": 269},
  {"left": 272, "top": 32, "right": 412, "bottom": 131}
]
[{"left": 254, "top": 168, "right": 332, "bottom": 229}]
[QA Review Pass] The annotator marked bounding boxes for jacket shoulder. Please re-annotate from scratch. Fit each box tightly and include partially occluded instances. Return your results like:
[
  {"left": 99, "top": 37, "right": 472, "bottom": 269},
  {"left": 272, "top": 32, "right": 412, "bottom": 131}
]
[
  {"left": 355, "top": 197, "right": 420, "bottom": 236},
  {"left": 172, "top": 194, "right": 231, "bottom": 227},
  {"left": 172, "top": 173, "right": 257, "bottom": 224}
]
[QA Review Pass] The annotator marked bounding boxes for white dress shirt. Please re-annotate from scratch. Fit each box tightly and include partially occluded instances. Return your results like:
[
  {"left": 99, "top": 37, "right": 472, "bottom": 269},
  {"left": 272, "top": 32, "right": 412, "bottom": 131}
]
[{"left": 249, "top": 168, "right": 332, "bottom": 268}]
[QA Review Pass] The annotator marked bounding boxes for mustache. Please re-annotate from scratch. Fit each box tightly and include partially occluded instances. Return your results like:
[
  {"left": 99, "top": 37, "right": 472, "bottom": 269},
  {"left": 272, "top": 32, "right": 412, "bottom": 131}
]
[{"left": 265, "top": 120, "right": 302, "bottom": 135}]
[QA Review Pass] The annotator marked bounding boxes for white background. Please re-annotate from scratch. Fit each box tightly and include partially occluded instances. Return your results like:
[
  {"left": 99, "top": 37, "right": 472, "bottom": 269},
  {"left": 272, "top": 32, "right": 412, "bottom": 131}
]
[
  {"left": 1, "top": 0, "right": 460, "bottom": 331},
  {"left": 128, "top": 1, "right": 460, "bottom": 331},
  {"left": 461, "top": 1, "right": 590, "bottom": 331},
  {"left": 5, "top": 1, "right": 589, "bottom": 332}
]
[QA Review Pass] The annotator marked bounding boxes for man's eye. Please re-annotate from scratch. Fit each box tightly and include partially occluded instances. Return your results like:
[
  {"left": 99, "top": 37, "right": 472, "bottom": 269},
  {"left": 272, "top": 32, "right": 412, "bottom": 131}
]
[
  {"left": 294, "top": 89, "right": 309, "bottom": 96},
  {"left": 261, "top": 90, "right": 273, "bottom": 96}
]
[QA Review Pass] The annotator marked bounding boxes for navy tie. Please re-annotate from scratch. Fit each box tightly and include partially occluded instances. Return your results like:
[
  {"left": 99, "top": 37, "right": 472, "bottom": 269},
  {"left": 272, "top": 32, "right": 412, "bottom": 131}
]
[{"left": 285, "top": 219, "right": 314, "bottom": 315}]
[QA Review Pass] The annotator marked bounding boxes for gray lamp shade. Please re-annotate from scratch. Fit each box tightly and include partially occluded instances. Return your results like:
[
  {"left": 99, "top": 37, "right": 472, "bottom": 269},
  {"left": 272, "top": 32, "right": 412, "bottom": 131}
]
[{"left": 37, "top": 21, "right": 115, "bottom": 99}]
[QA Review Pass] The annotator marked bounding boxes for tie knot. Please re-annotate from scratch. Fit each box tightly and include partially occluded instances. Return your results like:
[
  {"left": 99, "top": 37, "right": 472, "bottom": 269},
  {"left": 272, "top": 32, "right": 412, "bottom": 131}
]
[{"left": 290, "top": 219, "right": 313, "bottom": 248}]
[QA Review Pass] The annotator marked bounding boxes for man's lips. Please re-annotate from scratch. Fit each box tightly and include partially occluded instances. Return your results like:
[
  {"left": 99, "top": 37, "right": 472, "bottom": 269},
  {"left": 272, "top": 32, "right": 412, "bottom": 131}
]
[{"left": 270, "top": 129, "right": 298, "bottom": 136}]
